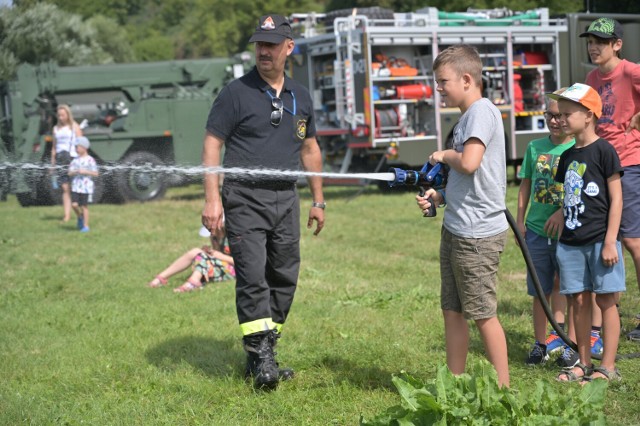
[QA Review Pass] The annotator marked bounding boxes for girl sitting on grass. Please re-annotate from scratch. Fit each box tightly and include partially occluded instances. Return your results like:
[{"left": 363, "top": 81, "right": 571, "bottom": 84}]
[{"left": 148, "top": 226, "right": 235, "bottom": 293}]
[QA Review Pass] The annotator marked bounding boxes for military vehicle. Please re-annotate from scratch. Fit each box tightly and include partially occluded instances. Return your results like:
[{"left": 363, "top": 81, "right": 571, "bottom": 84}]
[{"left": 0, "top": 56, "right": 249, "bottom": 206}]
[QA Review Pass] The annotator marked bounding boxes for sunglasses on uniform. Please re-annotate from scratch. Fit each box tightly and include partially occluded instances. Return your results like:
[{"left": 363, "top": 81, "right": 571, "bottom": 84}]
[
  {"left": 270, "top": 97, "right": 283, "bottom": 127},
  {"left": 267, "top": 90, "right": 296, "bottom": 127}
]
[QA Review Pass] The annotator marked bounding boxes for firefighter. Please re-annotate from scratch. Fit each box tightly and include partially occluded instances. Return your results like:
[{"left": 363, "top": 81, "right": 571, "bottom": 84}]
[{"left": 201, "top": 14, "right": 325, "bottom": 390}]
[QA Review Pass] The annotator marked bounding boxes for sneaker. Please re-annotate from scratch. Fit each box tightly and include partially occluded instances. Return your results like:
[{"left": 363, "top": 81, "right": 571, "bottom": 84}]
[
  {"left": 556, "top": 345, "right": 579, "bottom": 369},
  {"left": 545, "top": 330, "right": 564, "bottom": 355},
  {"left": 627, "top": 324, "right": 640, "bottom": 342},
  {"left": 590, "top": 331, "right": 603, "bottom": 356},
  {"left": 525, "top": 341, "right": 549, "bottom": 365},
  {"left": 80, "top": 226, "right": 90, "bottom": 233}
]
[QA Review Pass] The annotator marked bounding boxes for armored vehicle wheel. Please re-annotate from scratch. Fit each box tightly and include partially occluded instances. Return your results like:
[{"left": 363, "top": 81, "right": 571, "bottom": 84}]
[
  {"left": 16, "top": 191, "right": 37, "bottom": 207},
  {"left": 17, "top": 172, "right": 57, "bottom": 206},
  {"left": 116, "top": 152, "right": 167, "bottom": 202}
]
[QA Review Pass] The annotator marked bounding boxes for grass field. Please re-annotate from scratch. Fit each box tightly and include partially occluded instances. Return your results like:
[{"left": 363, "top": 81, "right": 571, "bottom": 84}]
[{"left": 1, "top": 183, "right": 640, "bottom": 425}]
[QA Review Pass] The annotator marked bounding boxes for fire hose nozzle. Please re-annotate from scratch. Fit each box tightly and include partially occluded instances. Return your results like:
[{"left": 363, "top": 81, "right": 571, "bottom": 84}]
[
  {"left": 387, "top": 162, "right": 445, "bottom": 217},
  {"left": 387, "top": 162, "right": 443, "bottom": 188}
]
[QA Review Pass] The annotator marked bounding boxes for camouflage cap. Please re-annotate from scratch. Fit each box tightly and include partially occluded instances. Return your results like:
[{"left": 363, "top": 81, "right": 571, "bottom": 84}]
[{"left": 579, "top": 17, "right": 623, "bottom": 40}]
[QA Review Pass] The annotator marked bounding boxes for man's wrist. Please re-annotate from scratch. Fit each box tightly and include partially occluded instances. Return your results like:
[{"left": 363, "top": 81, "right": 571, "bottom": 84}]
[{"left": 311, "top": 201, "right": 326, "bottom": 209}]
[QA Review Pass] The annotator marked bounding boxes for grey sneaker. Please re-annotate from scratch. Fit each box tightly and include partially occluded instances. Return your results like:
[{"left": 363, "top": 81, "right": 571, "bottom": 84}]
[
  {"left": 556, "top": 345, "right": 580, "bottom": 369},
  {"left": 627, "top": 325, "right": 640, "bottom": 342},
  {"left": 525, "top": 341, "right": 549, "bottom": 365}
]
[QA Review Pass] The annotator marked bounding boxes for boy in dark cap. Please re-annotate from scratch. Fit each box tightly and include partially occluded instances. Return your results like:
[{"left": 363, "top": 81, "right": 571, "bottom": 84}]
[
  {"left": 581, "top": 18, "right": 640, "bottom": 343},
  {"left": 201, "top": 14, "right": 325, "bottom": 390}
]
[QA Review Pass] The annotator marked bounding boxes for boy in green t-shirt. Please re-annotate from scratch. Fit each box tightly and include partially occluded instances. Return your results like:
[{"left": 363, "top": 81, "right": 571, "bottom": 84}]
[{"left": 516, "top": 90, "right": 574, "bottom": 365}]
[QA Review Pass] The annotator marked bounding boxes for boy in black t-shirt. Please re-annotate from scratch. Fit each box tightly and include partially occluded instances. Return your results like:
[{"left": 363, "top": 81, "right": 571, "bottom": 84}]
[{"left": 549, "top": 83, "right": 625, "bottom": 383}]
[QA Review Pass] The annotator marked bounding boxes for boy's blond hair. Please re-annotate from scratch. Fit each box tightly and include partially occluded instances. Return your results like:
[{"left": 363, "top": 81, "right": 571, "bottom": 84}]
[
  {"left": 433, "top": 44, "right": 483, "bottom": 89},
  {"left": 544, "top": 87, "right": 568, "bottom": 109}
]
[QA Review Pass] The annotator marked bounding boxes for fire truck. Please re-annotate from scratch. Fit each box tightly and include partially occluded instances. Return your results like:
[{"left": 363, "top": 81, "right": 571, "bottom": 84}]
[{"left": 288, "top": 8, "right": 640, "bottom": 184}]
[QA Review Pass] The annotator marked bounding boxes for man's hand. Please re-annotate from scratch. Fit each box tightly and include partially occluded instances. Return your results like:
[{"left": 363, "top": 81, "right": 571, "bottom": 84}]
[
  {"left": 202, "top": 200, "right": 224, "bottom": 233},
  {"left": 307, "top": 208, "right": 324, "bottom": 236}
]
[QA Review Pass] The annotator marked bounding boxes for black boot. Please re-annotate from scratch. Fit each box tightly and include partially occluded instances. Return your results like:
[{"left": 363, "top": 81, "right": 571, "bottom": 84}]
[
  {"left": 243, "top": 331, "right": 279, "bottom": 390},
  {"left": 269, "top": 330, "right": 295, "bottom": 381}
]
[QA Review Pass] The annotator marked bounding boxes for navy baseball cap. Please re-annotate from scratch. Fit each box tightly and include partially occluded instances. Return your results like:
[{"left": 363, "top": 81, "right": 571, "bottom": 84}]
[
  {"left": 579, "top": 17, "right": 623, "bottom": 40},
  {"left": 249, "top": 15, "right": 292, "bottom": 44}
]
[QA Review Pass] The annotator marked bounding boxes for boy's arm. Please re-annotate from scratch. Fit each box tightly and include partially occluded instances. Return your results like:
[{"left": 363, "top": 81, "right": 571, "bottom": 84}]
[
  {"left": 516, "top": 178, "right": 531, "bottom": 237},
  {"left": 430, "top": 138, "right": 485, "bottom": 175},
  {"left": 601, "top": 173, "right": 623, "bottom": 266}
]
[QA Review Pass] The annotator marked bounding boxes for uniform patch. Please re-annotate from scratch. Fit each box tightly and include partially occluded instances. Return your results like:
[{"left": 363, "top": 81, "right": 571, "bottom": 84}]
[
  {"left": 261, "top": 16, "right": 276, "bottom": 30},
  {"left": 296, "top": 119, "right": 307, "bottom": 140}
]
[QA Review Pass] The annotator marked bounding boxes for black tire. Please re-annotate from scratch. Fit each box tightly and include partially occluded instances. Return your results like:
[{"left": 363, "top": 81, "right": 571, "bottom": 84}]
[
  {"left": 90, "top": 173, "right": 105, "bottom": 204},
  {"left": 17, "top": 170, "right": 57, "bottom": 207},
  {"left": 115, "top": 152, "right": 167, "bottom": 202},
  {"left": 16, "top": 191, "right": 37, "bottom": 207},
  {"left": 41, "top": 173, "right": 62, "bottom": 206}
]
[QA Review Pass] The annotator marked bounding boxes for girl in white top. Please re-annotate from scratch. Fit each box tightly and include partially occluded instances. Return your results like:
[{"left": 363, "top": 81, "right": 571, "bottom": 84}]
[{"left": 51, "top": 104, "right": 83, "bottom": 223}]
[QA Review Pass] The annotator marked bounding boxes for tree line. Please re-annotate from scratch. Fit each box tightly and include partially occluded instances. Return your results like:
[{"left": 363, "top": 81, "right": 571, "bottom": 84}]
[{"left": 2, "top": 0, "right": 637, "bottom": 80}]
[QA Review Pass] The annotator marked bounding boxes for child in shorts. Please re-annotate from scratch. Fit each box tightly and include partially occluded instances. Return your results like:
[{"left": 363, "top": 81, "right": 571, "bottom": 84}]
[
  {"left": 580, "top": 17, "right": 640, "bottom": 342},
  {"left": 550, "top": 83, "right": 625, "bottom": 382},
  {"left": 68, "top": 136, "right": 98, "bottom": 233},
  {"left": 416, "top": 44, "right": 510, "bottom": 387},
  {"left": 516, "top": 89, "right": 575, "bottom": 365},
  {"left": 147, "top": 226, "right": 235, "bottom": 292}
]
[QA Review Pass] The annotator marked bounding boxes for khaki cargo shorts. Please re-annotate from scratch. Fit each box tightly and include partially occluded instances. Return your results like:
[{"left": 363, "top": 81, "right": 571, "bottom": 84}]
[{"left": 440, "top": 227, "right": 507, "bottom": 320}]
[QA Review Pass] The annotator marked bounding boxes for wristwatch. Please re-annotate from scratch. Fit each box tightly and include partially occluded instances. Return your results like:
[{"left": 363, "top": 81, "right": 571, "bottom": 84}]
[{"left": 311, "top": 201, "right": 326, "bottom": 209}]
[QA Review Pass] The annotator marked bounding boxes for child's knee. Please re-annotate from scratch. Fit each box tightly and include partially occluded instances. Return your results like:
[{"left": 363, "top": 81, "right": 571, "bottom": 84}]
[{"left": 595, "top": 293, "right": 617, "bottom": 310}]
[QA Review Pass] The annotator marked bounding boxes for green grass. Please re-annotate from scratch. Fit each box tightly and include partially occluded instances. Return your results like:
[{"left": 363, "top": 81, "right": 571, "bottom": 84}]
[{"left": 1, "top": 184, "right": 639, "bottom": 425}]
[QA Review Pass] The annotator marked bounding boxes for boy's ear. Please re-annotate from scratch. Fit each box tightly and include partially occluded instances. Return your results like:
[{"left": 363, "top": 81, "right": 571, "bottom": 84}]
[
  {"left": 462, "top": 73, "right": 473, "bottom": 87},
  {"left": 613, "top": 38, "right": 623, "bottom": 52}
]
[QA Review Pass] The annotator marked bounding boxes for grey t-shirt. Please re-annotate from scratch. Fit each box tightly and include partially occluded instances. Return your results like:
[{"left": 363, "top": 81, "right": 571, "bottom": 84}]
[{"left": 443, "top": 98, "right": 509, "bottom": 238}]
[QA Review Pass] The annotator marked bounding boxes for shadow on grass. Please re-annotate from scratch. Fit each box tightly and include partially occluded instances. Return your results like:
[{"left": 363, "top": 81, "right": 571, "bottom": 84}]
[
  {"left": 166, "top": 192, "right": 204, "bottom": 201},
  {"left": 316, "top": 355, "right": 396, "bottom": 391},
  {"left": 146, "top": 335, "right": 244, "bottom": 378}
]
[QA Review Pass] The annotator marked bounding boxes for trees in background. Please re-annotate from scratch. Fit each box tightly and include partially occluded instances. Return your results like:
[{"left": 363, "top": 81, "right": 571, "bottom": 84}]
[
  {"left": 7, "top": 0, "right": 639, "bottom": 79},
  {"left": 0, "top": 3, "right": 134, "bottom": 79}
]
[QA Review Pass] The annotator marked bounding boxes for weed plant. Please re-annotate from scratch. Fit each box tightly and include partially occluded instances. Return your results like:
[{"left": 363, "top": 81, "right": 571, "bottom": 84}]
[{"left": 1, "top": 184, "right": 639, "bottom": 425}]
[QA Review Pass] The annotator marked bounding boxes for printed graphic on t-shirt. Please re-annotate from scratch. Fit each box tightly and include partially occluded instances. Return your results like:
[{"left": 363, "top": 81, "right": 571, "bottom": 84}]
[
  {"left": 595, "top": 82, "right": 615, "bottom": 126},
  {"left": 563, "top": 160, "right": 587, "bottom": 230},
  {"left": 69, "top": 156, "right": 98, "bottom": 194},
  {"left": 533, "top": 153, "right": 564, "bottom": 205}
]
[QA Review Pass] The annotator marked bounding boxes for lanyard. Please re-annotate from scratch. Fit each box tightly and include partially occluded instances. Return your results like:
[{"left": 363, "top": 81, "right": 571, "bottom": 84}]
[{"left": 267, "top": 89, "right": 296, "bottom": 116}]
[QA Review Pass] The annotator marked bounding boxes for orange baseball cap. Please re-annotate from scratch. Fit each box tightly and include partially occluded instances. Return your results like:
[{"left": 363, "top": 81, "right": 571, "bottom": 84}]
[{"left": 547, "top": 83, "right": 602, "bottom": 118}]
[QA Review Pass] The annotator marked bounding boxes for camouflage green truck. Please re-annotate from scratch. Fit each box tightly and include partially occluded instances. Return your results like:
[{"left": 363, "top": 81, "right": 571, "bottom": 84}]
[{"left": 0, "top": 57, "right": 248, "bottom": 206}]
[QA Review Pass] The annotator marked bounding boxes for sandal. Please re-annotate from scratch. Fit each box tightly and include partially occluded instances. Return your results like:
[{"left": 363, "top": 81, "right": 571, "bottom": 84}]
[
  {"left": 148, "top": 275, "right": 168, "bottom": 288},
  {"left": 590, "top": 366, "right": 622, "bottom": 381},
  {"left": 173, "top": 279, "right": 203, "bottom": 293},
  {"left": 556, "top": 362, "right": 593, "bottom": 383}
]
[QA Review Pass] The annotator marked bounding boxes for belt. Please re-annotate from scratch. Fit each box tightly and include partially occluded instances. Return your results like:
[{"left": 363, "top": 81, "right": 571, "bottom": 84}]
[{"left": 226, "top": 180, "right": 296, "bottom": 191}]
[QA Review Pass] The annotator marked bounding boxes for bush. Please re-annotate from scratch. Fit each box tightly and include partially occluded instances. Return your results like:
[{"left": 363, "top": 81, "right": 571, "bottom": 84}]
[{"left": 361, "top": 361, "right": 607, "bottom": 426}]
